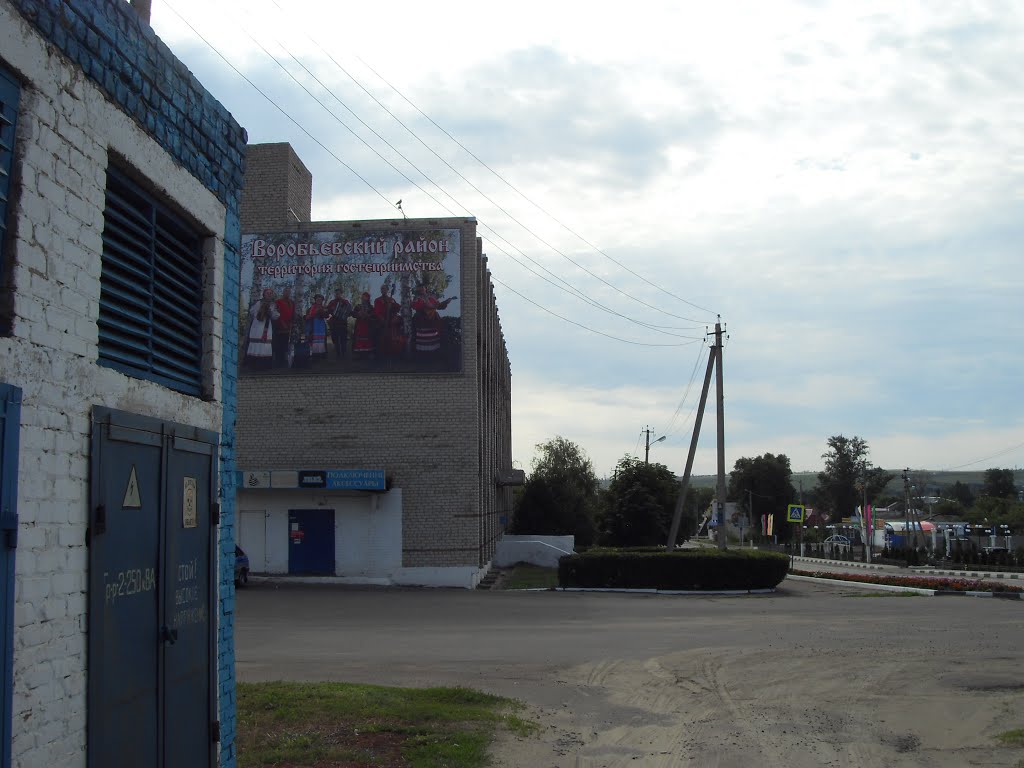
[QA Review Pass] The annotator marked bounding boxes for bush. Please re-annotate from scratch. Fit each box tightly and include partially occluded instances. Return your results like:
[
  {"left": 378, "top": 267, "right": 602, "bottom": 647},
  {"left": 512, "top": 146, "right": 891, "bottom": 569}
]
[{"left": 557, "top": 548, "right": 790, "bottom": 591}]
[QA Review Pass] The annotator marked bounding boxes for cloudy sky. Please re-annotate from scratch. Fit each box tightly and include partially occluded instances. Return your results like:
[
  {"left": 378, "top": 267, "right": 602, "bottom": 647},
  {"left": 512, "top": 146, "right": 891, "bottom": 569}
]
[{"left": 151, "top": 0, "right": 1023, "bottom": 479}]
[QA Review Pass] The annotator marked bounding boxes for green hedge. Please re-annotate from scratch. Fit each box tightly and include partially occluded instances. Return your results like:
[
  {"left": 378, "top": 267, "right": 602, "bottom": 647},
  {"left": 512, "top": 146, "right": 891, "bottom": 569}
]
[{"left": 557, "top": 548, "right": 790, "bottom": 591}]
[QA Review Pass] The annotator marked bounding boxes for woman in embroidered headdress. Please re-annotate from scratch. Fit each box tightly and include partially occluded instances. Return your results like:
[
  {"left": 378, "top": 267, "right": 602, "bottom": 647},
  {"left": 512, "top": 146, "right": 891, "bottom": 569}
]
[{"left": 244, "top": 287, "right": 279, "bottom": 369}]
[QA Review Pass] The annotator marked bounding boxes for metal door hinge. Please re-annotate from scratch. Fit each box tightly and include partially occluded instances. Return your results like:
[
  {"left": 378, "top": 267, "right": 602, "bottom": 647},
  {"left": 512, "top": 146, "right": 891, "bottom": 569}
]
[
  {"left": 211, "top": 503, "right": 220, "bottom": 526},
  {"left": 211, "top": 720, "right": 221, "bottom": 743}
]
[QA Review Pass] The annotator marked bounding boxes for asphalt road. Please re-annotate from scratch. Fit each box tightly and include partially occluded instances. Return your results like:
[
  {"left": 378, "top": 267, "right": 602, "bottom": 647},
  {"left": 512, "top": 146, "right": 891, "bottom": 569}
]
[
  {"left": 235, "top": 578, "right": 1024, "bottom": 767},
  {"left": 235, "top": 579, "right": 1022, "bottom": 687}
]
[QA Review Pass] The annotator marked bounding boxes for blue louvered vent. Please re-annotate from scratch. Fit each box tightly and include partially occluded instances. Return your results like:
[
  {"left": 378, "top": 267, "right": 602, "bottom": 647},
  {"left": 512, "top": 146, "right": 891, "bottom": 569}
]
[
  {"left": 0, "top": 65, "right": 19, "bottom": 293},
  {"left": 99, "top": 168, "right": 205, "bottom": 397}
]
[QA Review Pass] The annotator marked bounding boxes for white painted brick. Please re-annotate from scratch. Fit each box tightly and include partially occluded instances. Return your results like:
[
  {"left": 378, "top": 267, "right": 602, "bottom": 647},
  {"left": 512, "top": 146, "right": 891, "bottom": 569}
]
[
  {"left": 15, "top": 240, "right": 47, "bottom": 274},
  {"left": 52, "top": 572, "right": 83, "bottom": 596}
]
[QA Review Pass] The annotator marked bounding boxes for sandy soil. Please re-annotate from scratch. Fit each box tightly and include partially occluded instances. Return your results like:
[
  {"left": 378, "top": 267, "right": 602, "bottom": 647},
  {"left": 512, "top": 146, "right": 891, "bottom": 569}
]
[{"left": 489, "top": 647, "right": 1024, "bottom": 767}]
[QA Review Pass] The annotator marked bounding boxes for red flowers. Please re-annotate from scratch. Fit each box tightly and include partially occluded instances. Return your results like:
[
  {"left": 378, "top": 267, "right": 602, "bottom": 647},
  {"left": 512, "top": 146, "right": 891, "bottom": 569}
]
[{"left": 791, "top": 569, "right": 1023, "bottom": 593}]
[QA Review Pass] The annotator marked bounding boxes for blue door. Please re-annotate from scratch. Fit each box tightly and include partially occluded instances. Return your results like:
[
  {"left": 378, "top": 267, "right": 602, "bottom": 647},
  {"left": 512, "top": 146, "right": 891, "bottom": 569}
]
[
  {"left": 0, "top": 384, "right": 21, "bottom": 768},
  {"left": 288, "top": 509, "right": 335, "bottom": 574},
  {"left": 88, "top": 408, "right": 218, "bottom": 768}
]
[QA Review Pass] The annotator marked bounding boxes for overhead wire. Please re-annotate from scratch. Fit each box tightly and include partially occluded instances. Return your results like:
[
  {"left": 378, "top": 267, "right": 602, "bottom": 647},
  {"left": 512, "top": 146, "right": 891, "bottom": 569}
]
[
  {"left": 160, "top": 2, "right": 396, "bottom": 212},
  {"left": 261, "top": 0, "right": 716, "bottom": 324},
  {"left": 163, "top": 0, "right": 716, "bottom": 344},
  {"left": 491, "top": 277, "right": 702, "bottom": 347},
  {"left": 248, "top": 0, "right": 712, "bottom": 327},
  {"left": 353, "top": 56, "right": 717, "bottom": 316},
  {"left": 235, "top": 17, "right": 702, "bottom": 339},
  {"left": 941, "top": 440, "right": 1024, "bottom": 471},
  {"left": 659, "top": 340, "right": 708, "bottom": 439},
  {"left": 217, "top": 2, "right": 706, "bottom": 340}
]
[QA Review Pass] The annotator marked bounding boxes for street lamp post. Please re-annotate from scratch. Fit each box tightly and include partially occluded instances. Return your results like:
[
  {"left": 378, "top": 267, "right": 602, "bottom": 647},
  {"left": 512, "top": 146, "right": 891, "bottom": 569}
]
[{"left": 644, "top": 427, "right": 666, "bottom": 465}]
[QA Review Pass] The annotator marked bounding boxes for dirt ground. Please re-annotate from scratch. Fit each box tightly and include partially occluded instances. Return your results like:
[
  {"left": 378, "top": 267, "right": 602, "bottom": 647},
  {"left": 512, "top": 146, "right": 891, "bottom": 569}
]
[
  {"left": 488, "top": 646, "right": 1024, "bottom": 767},
  {"left": 235, "top": 579, "right": 1024, "bottom": 768}
]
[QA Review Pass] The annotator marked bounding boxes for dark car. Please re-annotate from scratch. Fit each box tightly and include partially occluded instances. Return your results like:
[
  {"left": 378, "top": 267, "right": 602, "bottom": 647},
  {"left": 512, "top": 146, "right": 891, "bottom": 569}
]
[{"left": 234, "top": 545, "right": 250, "bottom": 586}]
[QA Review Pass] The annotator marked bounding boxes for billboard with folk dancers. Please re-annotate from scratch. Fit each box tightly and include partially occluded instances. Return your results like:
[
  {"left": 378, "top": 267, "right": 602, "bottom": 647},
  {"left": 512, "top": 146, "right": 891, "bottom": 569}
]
[{"left": 239, "top": 228, "right": 462, "bottom": 375}]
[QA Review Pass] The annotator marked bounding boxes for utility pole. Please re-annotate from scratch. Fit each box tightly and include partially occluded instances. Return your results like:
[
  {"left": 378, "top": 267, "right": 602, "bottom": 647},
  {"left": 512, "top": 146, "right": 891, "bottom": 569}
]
[
  {"left": 643, "top": 426, "right": 665, "bottom": 465},
  {"left": 666, "top": 319, "right": 727, "bottom": 551},
  {"left": 861, "top": 478, "right": 872, "bottom": 564},
  {"left": 714, "top": 321, "right": 727, "bottom": 550},
  {"left": 902, "top": 469, "right": 916, "bottom": 548},
  {"left": 666, "top": 342, "right": 716, "bottom": 549}
]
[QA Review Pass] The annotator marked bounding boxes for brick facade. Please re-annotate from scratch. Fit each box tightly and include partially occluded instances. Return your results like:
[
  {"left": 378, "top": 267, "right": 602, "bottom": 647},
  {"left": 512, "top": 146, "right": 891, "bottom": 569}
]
[
  {"left": 0, "top": 1, "right": 245, "bottom": 764},
  {"left": 237, "top": 146, "right": 513, "bottom": 582}
]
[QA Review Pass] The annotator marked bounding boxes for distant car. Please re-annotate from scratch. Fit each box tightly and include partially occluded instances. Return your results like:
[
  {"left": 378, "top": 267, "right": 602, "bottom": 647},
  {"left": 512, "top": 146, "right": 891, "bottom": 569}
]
[{"left": 234, "top": 545, "right": 250, "bottom": 586}]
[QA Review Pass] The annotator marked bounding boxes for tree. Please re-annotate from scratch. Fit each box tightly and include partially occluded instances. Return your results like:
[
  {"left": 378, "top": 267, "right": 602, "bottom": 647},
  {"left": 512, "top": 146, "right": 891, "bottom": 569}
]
[
  {"left": 728, "top": 453, "right": 796, "bottom": 541},
  {"left": 948, "top": 480, "right": 974, "bottom": 508},
  {"left": 511, "top": 436, "right": 599, "bottom": 545},
  {"left": 816, "top": 435, "right": 893, "bottom": 525},
  {"left": 981, "top": 468, "right": 1018, "bottom": 500},
  {"left": 599, "top": 456, "right": 679, "bottom": 546}
]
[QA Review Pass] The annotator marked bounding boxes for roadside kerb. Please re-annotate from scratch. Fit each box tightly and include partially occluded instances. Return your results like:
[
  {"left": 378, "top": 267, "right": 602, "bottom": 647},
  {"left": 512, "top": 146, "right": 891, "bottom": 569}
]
[
  {"left": 787, "top": 573, "right": 1024, "bottom": 599},
  {"left": 790, "top": 556, "right": 887, "bottom": 571},
  {"left": 911, "top": 567, "right": 1021, "bottom": 580},
  {"left": 555, "top": 587, "right": 776, "bottom": 596},
  {"left": 787, "top": 574, "right": 936, "bottom": 595},
  {"left": 790, "top": 556, "right": 1024, "bottom": 582}
]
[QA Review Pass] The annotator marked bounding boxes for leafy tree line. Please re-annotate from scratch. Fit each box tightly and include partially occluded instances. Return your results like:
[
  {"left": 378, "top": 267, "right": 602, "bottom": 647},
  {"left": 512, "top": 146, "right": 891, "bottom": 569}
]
[
  {"left": 510, "top": 437, "right": 712, "bottom": 547},
  {"left": 927, "top": 468, "right": 1023, "bottom": 529},
  {"left": 511, "top": 435, "right": 1022, "bottom": 547}
]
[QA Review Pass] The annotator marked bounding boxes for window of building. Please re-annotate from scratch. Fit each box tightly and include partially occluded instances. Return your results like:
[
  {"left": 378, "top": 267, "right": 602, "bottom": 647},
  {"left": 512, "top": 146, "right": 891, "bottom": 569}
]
[
  {"left": 0, "top": 64, "right": 20, "bottom": 309},
  {"left": 99, "top": 166, "right": 206, "bottom": 397}
]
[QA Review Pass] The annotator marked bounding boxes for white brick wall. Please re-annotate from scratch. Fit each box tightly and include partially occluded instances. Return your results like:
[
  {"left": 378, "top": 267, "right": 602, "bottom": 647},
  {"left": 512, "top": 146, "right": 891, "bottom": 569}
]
[{"left": 0, "top": 5, "right": 229, "bottom": 765}]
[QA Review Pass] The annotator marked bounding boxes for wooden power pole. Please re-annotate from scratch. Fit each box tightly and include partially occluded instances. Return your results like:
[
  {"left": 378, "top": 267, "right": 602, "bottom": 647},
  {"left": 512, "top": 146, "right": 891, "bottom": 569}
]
[
  {"left": 714, "top": 321, "right": 727, "bottom": 550},
  {"left": 666, "top": 319, "right": 728, "bottom": 550}
]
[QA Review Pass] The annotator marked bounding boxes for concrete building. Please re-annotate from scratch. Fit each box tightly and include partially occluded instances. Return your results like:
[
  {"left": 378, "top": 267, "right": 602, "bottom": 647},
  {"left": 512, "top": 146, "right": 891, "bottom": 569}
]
[
  {"left": 0, "top": 1, "right": 245, "bottom": 765},
  {"left": 236, "top": 144, "right": 517, "bottom": 588}
]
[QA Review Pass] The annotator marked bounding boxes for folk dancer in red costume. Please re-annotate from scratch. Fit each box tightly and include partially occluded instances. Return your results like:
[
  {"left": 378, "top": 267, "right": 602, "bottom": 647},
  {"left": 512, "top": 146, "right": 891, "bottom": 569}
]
[
  {"left": 351, "top": 292, "right": 376, "bottom": 361},
  {"left": 272, "top": 286, "right": 295, "bottom": 368},
  {"left": 411, "top": 284, "right": 457, "bottom": 361},
  {"left": 373, "top": 283, "right": 405, "bottom": 359},
  {"left": 304, "top": 294, "right": 329, "bottom": 361},
  {"left": 245, "top": 287, "right": 279, "bottom": 369}
]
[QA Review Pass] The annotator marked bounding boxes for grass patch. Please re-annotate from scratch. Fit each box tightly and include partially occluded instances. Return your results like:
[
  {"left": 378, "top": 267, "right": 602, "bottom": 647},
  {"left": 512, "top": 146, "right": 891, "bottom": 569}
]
[
  {"left": 504, "top": 564, "right": 559, "bottom": 590},
  {"left": 997, "top": 728, "right": 1024, "bottom": 747},
  {"left": 238, "top": 681, "right": 535, "bottom": 768}
]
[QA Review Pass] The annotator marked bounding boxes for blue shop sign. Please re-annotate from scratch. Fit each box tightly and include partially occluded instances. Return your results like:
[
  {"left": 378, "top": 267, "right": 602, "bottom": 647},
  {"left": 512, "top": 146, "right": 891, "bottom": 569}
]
[{"left": 326, "top": 469, "right": 386, "bottom": 491}]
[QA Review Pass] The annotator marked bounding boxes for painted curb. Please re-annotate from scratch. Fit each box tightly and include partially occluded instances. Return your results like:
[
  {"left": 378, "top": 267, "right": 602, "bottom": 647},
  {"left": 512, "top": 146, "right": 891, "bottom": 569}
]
[
  {"left": 787, "top": 574, "right": 936, "bottom": 595},
  {"left": 787, "top": 574, "right": 1023, "bottom": 599},
  {"left": 555, "top": 587, "right": 776, "bottom": 596}
]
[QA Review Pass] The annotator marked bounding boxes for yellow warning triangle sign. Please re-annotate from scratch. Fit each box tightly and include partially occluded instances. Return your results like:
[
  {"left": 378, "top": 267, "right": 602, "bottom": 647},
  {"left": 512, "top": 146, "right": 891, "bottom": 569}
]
[{"left": 123, "top": 465, "right": 142, "bottom": 509}]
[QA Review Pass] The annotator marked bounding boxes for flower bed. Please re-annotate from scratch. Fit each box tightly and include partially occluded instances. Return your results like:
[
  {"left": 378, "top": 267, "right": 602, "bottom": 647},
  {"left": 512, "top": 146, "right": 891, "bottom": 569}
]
[{"left": 790, "top": 569, "right": 1023, "bottom": 594}]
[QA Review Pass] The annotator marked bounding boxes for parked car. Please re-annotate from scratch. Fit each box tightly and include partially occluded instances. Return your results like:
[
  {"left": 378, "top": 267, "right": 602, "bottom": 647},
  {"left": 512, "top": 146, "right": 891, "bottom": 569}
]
[{"left": 235, "top": 545, "right": 250, "bottom": 586}]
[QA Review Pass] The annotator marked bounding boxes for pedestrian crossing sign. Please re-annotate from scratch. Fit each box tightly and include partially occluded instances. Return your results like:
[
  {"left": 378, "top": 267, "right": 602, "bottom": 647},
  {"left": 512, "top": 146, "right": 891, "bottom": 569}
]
[{"left": 787, "top": 504, "right": 805, "bottom": 523}]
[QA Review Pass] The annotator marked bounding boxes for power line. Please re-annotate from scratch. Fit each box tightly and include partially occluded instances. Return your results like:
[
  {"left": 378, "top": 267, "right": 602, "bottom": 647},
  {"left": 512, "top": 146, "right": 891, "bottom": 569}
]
[
  {"left": 162, "top": 2, "right": 399, "bottom": 213},
  {"left": 491, "top": 277, "right": 702, "bottom": 347},
  {"left": 941, "top": 440, "right": 1024, "bottom": 471},
  {"left": 659, "top": 341, "right": 708, "bottom": 438},
  {"left": 257, "top": 1, "right": 715, "bottom": 322},
  {"left": 355, "top": 55, "right": 717, "bottom": 317},
  {"left": 213, "top": 5, "right": 709, "bottom": 340},
  {"left": 164, "top": 1, "right": 716, "bottom": 344}
]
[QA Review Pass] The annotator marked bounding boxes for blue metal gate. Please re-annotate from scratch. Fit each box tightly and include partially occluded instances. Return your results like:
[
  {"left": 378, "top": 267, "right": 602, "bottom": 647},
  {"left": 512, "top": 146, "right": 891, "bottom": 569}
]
[
  {"left": 0, "top": 384, "right": 21, "bottom": 768},
  {"left": 88, "top": 408, "right": 218, "bottom": 768},
  {"left": 287, "top": 509, "right": 335, "bottom": 575}
]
